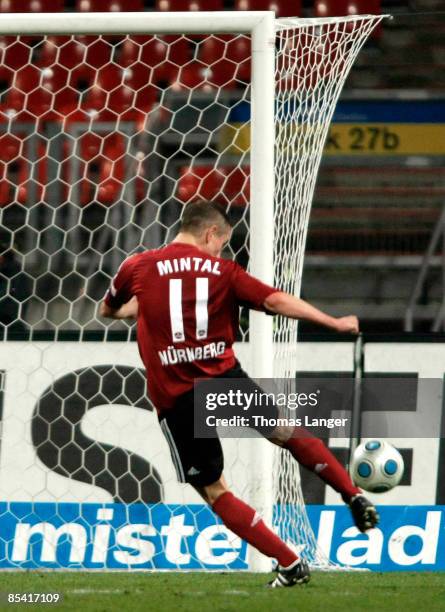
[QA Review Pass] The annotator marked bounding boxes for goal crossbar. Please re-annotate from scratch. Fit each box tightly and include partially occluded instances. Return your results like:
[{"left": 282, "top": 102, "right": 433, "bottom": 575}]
[{"left": 0, "top": 11, "right": 275, "bottom": 35}]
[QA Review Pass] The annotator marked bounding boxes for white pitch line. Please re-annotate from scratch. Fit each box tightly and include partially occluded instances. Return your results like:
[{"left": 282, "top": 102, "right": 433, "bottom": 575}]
[{"left": 67, "top": 589, "right": 126, "bottom": 595}]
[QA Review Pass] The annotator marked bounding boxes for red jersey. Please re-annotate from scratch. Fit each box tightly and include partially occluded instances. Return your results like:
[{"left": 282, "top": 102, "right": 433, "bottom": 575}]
[{"left": 104, "top": 242, "right": 278, "bottom": 413}]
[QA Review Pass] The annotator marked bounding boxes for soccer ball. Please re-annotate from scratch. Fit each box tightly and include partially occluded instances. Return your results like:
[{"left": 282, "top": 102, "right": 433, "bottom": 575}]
[{"left": 350, "top": 440, "right": 404, "bottom": 493}]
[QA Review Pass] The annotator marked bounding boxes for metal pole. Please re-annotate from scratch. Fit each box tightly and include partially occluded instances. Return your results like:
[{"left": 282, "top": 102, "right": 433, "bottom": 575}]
[
  {"left": 404, "top": 204, "right": 445, "bottom": 331},
  {"left": 349, "top": 333, "right": 364, "bottom": 468}
]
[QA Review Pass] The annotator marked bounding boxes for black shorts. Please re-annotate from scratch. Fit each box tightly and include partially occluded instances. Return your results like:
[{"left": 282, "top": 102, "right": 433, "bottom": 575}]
[{"left": 159, "top": 361, "right": 279, "bottom": 488}]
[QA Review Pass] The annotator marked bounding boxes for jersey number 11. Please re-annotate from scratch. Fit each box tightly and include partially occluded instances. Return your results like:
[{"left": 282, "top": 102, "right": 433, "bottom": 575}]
[{"left": 169, "top": 278, "right": 209, "bottom": 343}]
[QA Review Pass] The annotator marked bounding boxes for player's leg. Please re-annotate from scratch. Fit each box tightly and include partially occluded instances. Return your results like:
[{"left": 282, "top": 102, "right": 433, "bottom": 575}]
[
  {"left": 269, "top": 426, "right": 379, "bottom": 532},
  {"left": 159, "top": 392, "right": 309, "bottom": 586},
  {"left": 219, "top": 362, "right": 378, "bottom": 532},
  {"left": 195, "top": 475, "right": 310, "bottom": 588}
]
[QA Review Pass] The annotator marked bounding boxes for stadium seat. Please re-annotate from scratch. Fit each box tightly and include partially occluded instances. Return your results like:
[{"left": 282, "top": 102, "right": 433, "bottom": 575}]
[
  {"left": 223, "top": 166, "right": 249, "bottom": 206},
  {"left": 57, "top": 38, "right": 88, "bottom": 70},
  {"left": 227, "top": 37, "right": 250, "bottom": 83},
  {"left": 0, "top": 134, "right": 20, "bottom": 163},
  {"left": 14, "top": 65, "right": 40, "bottom": 93},
  {"left": 84, "top": 37, "right": 113, "bottom": 68},
  {"left": 155, "top": 0, "right": 190, "bottom": 11},
  {"left": 197, "top": 37, "right": 227, "bottom": 66},
  {"left": 77, "top": 132, "right": 102, "bottom": 162},
  {"left": 3, "top": 39, "right": 31, "bottom": 70},
  {"left": 175, "top": 62, "right": 213, "bottom": 91},
  {"left": 234, "top": 0, "right": 301, "bottom": 18},
  {"left": 134, "top": 84, "right": 157, "bottom": 111},
  {"left": 177, "top": 166, "right": 225, "bottom": 202},
  {"left": 97, "top": 159, "right": 123, "bottom": 204},
  {"left": 81, "top": 85, "right": 107, "bottom": 114},
  {"left": 76, "top": 0, "right": 144, "bottom": 11},
  {"left": 314, "top": 0, "right": 381, "bottom": 16},
  {"left": 196, "top": 38, "right": 242, "bottom": 87},
  {"left": 142, "top": 36, "right": 190, "bottom": 86},
  {"left": 115, "top": 38, "right": 140, "bottom": 67},
  {"left": 0, "top": 0, "right": 64, "bottom": 11},
  {"left": 69, "top": 65, "right": 97, "bottom": 94},
  {"left": 26, "top": 86, "right": 54, "bottom": 117},
  {"left": 0, "top": 135, "right": 20, "bottom": 205},
  {"left": 108, "top": 84, "right": 136, "bottom": 114},
  {"left": 0, "top": 66, "right": 13, "bottom": 96},
  {"left": 187, "top": 0, "right": 224, "bottom": 10},
  {"left": 37, "top": 37, "right": 62, "bottom": 68},
  {"left": 2, "top": 87, "right": 25, "bottom": 117}
]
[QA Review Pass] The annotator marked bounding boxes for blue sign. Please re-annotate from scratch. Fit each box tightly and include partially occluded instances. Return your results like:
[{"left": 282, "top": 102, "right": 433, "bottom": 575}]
[
  {"left": 307, "top": 505, "right": 445, "bottom": 571},
  {"left": 0, "top": 502, "right": 444, "bottom": 571}
]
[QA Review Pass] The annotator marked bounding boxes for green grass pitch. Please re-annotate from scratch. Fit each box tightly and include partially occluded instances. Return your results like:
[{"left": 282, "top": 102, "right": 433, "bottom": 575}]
[{"left": 0, "top": 572, "right": 443, "bottom": 612}]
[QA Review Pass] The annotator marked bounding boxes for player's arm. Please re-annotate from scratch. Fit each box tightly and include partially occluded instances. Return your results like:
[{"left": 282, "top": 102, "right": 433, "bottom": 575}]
[
  {"left": 100, "top": 295, "right": 138, "bottom": 320},
  {"left": 99, "top": 255, "right": 139, "bottom": 321},
  {"left": 263, "top": 291, "right": 358, "bottom": 333}
]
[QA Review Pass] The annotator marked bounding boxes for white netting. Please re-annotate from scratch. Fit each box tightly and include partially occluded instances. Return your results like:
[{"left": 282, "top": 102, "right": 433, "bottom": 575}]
[
  {"left": 273, "top": 15, "right": 384, "bottom": 567},
  {"left": 0, "top": 13, "right": 383, "bottom": 571}
]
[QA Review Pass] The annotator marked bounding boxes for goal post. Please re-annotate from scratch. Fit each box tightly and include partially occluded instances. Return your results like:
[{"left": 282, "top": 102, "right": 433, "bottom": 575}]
[{"left": 0, "top": 10, "right": 385, "bottom": 572}]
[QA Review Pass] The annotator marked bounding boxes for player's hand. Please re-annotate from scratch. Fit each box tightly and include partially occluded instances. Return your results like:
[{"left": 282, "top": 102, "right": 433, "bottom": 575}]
[
  {"left": 122, "top": 295, "right": 139, "bottom": 319},
  {"left": 334, "top": 315, "right": 359, "bottom": 334}
]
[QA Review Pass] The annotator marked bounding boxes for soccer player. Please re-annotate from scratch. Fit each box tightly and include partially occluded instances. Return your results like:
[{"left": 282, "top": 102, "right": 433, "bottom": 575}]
[{"left": 100, "top": 200, "right": 379, "bottom": 587}]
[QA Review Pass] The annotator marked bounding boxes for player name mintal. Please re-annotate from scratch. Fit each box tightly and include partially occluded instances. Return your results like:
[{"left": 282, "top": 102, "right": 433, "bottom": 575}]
[{"left": 157, "top": 257, "right": 221, "bottom": 276}]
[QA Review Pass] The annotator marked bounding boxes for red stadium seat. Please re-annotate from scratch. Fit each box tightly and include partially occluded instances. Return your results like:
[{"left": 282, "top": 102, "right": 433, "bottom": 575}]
[
  {"left": 134, "top": 84, "right": 157, "bottom": 111},
  {"left": 175, "top": 62, "right": 215, "bottom": 91},
  {"left": 96, "top": 62, "right": 150, "bottom": 93},
  {"left": 40, "top": 65, "right": 70, "bottom": 92},
  {"left": 187, "top": 0, "right": 224, "bottom": 9},
  {"left": 81, "top": 85, "right": 107, "bottom": 114},
  {"left": 96, "top": 65, "right": 123, "bottom": 91},
  {"left": 0, "top": 66, "right": 14, "bottom": 94},
  {"left": 26, "top": 86, "right": 54, "bottom": 117},
  {"left": 198, "top": 36, "right": 250, "bottom": 84},
  {"left": 14, "top": 65, "right": 40, "bottom": 93},
  {"left": 223, "top": 166, "right": 249, "bottom": 206},
  {"left": 177, "top": 164, "right": 249, "bottom": 206},
  {"left": 83, "top": 37, "right": 112, "bottom": 68},
  {"left": 69, "top": 65, "right": 97, "bottom": 93},
  {"left": 177, "top": 166, "right": 226, "bottom": 202},
  {"left": 121, "top": 63, "right": 150, "bottom": 90},
  {"left": 140, "top": 36, "right": 190, "bottom": 86},
  {"left": 2, "top": 88, "right": 25, "bottom": 116},
  {"left": 37, "top": 37, "right": 61, "bottom": 68},
  {"left": 0, "top": 134, "right": 20, "bottom": 162},
  {"left": 58, "top": 38, "right": 88, "bottom": 69},
  {"left": 76, "top": 0, "right": 143, "bottom": 10},
  {"left": 51, "top": 35, "right": 110, "bottom": 69},
  {"left": 197, "top": 37, "right": 227, "bottom": 66},
  {"left": 115, "top": 38, "right": 141, "bottom": 67},
  {"left": 97, "top": 159, "right": 123, "bottom": 204},
  {"left": 313, "top": 1, "right": 381, "bottom": 40},
  {"left": 108, "top": 85, "right": 136, "bottom": 114},
  {"left": 155, "top": 0, "right": 190, "bottom": 10},
  {"left": 314, "top": 0, "right": 380, "bottom": 16},
  {"left": 3, "top": 40, "right": 31, "bottom": 70},
  {"left": 226, "top": 37, "right": 250, "bottom": 82},
  {"left": 0, "top": 0, "right": 63, "bottom": 11},
  {"left": 235, "top": 0, "right": 301, "bottom": 18}
]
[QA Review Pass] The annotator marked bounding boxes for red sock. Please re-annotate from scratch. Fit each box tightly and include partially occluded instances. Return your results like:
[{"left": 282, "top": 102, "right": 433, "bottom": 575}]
[
  {"left": 212, "top": 491, "right": 297, "bottom": 567},
  {"left": 285, "top": 431, "right": 360, "bottom": 502}
]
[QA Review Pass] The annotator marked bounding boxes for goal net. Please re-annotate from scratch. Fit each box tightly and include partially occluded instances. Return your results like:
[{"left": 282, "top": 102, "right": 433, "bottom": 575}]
[{"left": 0, "top": 11, "right": 383, "bottom": 571}]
